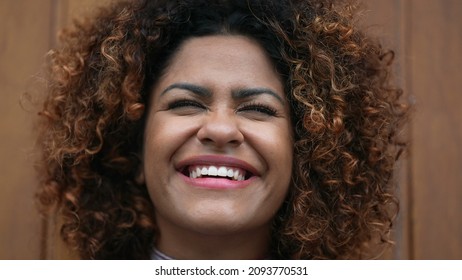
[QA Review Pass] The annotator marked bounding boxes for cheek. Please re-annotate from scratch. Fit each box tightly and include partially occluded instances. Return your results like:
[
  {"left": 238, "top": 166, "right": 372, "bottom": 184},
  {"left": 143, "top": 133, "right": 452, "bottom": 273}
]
[
  {"left": 259, "top": 121, "right": 293, "bottom": 156},
  {"left": 143, "top": 119, "right": 168, "bottom": 165},
  {"left": 144, "top": 115, "right": 196, "bottom": 156},
  {"left": 245, "top": 120, "right": 293, "bottom": 180},
  {"left": 142, "top": 115, "right": 191, "bottom": 208},
  {"left": 269, "top": 126, "right": 293, "bottom": 184},
  {"left": 142, "top": 115, "right": 194, "bottom": 181}
]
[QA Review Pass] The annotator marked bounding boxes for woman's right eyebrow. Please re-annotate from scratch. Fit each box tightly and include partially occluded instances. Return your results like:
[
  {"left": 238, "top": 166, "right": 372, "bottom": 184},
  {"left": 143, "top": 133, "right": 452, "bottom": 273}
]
[{"left": 160, "top": 83, "right": 212, "bottom": 97}]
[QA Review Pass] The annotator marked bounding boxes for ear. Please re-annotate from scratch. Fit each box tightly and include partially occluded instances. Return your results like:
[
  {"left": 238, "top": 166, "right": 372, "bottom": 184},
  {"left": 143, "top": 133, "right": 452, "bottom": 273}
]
[{"left": 135, "top": 162, "right": 145, "bottom": 185}]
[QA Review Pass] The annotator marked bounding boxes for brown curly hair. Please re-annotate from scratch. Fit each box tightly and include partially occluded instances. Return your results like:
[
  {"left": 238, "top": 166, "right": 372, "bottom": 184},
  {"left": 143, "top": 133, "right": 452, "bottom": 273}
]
[{"left": 36, "top": 0, "right": 408, "bottom": 259}]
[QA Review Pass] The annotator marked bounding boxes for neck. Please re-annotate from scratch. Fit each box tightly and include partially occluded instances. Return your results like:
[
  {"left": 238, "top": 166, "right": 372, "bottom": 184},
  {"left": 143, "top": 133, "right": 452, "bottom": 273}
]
[{"left": 155, "top": 218, "right": 271, "bottom": 259}]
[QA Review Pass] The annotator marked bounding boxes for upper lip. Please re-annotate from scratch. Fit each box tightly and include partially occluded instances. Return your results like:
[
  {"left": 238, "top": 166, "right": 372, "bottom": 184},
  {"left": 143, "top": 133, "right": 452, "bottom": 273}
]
[{"left": 176, "top": 155, "right": 260, "bottom": 176}]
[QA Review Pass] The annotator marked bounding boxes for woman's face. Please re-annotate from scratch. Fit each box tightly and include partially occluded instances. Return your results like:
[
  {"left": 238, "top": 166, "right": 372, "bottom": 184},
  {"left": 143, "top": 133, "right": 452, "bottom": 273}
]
[{"left": 141, "top": 35, "right": 293, "bottom": 241}]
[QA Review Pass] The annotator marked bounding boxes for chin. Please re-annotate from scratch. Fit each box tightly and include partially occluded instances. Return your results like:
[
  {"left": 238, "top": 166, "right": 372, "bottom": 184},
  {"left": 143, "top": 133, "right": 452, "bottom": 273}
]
[{"left": 184, "top": 211, "right": 263, "bottom": 235}]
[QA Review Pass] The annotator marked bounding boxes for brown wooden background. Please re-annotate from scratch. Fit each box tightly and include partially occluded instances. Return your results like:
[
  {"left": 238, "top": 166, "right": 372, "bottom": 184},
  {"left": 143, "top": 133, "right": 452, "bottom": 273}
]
[{"left": 1, "top": 0, "right": 461, "bottom": 259}]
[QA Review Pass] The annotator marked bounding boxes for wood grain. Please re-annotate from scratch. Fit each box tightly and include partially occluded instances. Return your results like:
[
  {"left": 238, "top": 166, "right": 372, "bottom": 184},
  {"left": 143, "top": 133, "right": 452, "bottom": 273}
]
[
  {"left": 409, "top": 0, "right": 462, "bottom": 259},
  {"left": 0, "top": 0, "right": 53, "bottom": 259}
]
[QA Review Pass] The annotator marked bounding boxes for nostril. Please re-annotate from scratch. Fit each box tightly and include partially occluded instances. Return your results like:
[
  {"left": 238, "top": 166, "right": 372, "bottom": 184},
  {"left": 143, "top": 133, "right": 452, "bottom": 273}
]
[{"left": 196, "top": 117, "right": 244, "bottom": 147}]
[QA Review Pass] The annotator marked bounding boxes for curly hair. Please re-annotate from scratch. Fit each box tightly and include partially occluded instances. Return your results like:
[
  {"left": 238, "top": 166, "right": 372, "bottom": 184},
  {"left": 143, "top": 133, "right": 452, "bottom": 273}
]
[{"left": 36, "top": 0, "right": 408, "bottom": 259}]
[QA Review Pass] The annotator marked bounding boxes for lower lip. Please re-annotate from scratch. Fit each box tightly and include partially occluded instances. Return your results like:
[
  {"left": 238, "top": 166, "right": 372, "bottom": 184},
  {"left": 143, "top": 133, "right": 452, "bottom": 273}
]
[{"left": 178, "top": 172, "right": 255, "bottom": 189}]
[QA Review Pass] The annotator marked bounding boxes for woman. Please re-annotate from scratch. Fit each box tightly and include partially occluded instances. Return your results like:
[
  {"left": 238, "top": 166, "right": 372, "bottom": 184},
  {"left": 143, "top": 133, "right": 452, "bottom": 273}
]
[{"left": 36, "top": 0, "right": 408, "bottom": 259}]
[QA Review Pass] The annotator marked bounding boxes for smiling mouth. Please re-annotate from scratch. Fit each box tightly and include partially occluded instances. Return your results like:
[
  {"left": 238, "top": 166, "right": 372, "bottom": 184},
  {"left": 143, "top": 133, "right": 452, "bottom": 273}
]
[{"left": 181, "top": 165, "right": 252, "bottom": 181}]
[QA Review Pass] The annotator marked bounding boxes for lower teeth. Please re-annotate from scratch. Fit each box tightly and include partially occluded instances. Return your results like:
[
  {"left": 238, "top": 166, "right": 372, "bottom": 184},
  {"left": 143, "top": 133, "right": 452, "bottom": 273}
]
[{"left": 190, "top": 175, "right": 243, "bottom": 181}]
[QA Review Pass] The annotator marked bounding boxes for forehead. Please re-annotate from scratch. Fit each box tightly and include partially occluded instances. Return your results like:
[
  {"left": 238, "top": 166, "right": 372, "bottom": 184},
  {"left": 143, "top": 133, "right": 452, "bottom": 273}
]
[
  {"left": 171, "top": 35, "right": 269, "bottom": 64},
  {"left": 157, "top": 35, "right": 283, "bottom": 91}
]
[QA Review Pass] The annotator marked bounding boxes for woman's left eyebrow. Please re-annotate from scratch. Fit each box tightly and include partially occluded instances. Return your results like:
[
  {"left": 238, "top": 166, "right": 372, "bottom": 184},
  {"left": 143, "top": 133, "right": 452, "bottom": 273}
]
[{"left": 232, "top": 88, "right": 285, "bottom": 105}]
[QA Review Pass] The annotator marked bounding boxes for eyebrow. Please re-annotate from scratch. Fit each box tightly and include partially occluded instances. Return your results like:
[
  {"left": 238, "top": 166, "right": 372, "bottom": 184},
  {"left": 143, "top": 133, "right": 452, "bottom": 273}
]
[
  {"left": 160, "top": 83, "right": 212, "bottom": 97},
  {"left": 160, "top": 82, "right": 284, "bottom": 104},
  {"left": 232, "top": 88, "right": 284, "bottom": 105}
]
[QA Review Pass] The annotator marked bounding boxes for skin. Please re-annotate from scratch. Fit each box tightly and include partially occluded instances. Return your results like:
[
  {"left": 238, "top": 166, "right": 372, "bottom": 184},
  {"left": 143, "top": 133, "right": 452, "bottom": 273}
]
[{"left": 140, "top": 35, "right": 293, "bottom": 259}]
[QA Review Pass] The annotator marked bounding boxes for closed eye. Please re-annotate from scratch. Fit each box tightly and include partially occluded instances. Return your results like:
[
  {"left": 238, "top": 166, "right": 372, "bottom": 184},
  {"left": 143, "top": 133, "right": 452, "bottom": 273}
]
[
  {"left": 237, "top": 102, "right": 278, "bottom": 117},
  {"left": 167, "top": 99, "right": 206, "bottom": 110}
]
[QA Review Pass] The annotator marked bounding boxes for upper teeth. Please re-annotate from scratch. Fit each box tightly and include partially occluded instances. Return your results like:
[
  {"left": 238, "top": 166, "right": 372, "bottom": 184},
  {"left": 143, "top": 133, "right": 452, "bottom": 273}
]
[{"left": 189, "top": 165, "right": 246, "bottom": 181}]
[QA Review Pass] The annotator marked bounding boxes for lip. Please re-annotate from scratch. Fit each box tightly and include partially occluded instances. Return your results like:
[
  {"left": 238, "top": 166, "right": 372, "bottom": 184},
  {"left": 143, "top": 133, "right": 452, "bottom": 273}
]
[
  {"left": 178, "top": 173, "right": 256, "bottom": 189},
  {"left": 176, "top": 155, "right": 260, "bottom": 189}
]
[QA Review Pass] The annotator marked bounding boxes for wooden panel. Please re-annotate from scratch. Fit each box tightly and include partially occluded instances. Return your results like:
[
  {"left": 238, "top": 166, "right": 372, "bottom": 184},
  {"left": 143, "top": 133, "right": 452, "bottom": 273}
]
[
  {"left": 0, "top": 0, "right": 53, "bottom": 259},
  {"left": 409, "top": 0, "right": 462, "bottom": 259},
  {"left": 3, "top": 0, "right": 460, "bottom": 260}
]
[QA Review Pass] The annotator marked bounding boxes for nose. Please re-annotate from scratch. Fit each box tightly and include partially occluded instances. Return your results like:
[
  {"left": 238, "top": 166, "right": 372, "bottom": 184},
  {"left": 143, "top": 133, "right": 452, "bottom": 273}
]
[{"left": 196, "top": 110, "right": 244, "bottom": 148}]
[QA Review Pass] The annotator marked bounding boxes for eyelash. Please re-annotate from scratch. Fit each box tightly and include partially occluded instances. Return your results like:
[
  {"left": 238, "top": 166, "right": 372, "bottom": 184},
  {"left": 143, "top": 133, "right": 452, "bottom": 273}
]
[
  {"left": 237, "top": 102, "right": 278, "bottom": 117},
  {"left": 167, "top": 99, "right": 278, "bottom": 117},
  {"left": 167, "top": 99, "right": 206, "bottom": 110}
]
